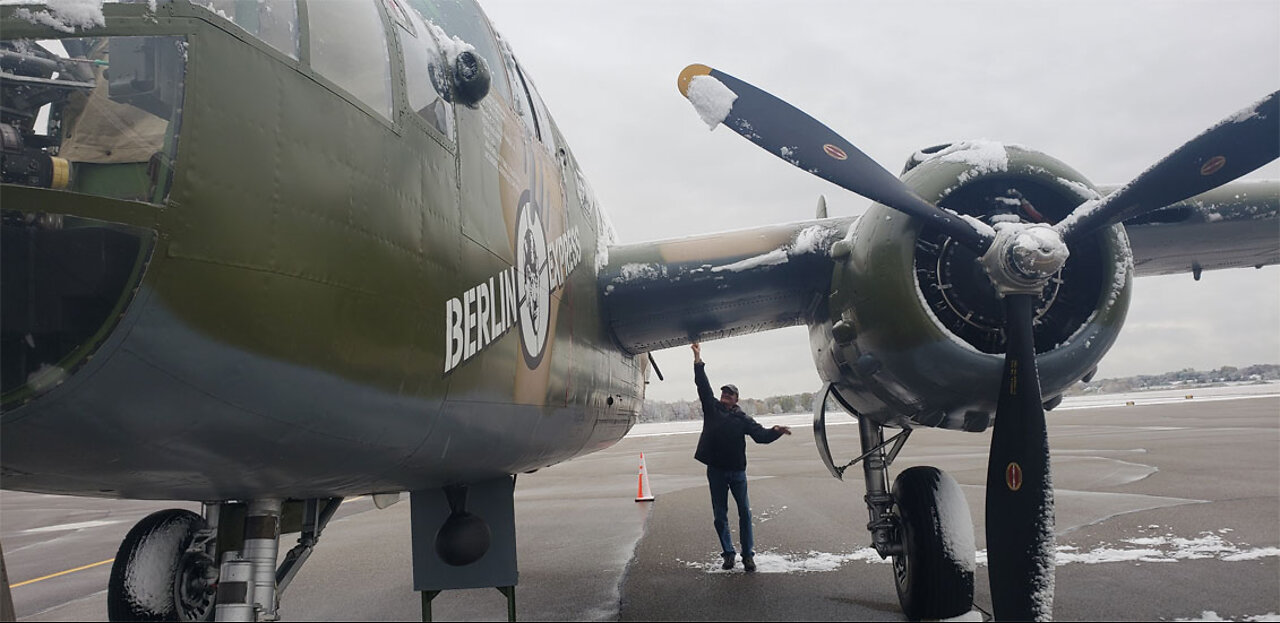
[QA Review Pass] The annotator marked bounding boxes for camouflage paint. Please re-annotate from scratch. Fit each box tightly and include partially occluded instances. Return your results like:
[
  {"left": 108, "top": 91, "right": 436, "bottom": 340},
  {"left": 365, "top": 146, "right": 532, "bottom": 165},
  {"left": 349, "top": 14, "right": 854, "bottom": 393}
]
[{"left": 0, "top": 0, "right": 641, "bottom": 499}]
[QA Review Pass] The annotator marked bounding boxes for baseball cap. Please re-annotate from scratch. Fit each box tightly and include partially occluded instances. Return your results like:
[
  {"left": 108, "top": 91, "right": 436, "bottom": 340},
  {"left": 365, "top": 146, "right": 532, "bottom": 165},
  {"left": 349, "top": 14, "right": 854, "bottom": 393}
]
[{"left": 720, "top": 384, "right": 739, "bottom": 397}]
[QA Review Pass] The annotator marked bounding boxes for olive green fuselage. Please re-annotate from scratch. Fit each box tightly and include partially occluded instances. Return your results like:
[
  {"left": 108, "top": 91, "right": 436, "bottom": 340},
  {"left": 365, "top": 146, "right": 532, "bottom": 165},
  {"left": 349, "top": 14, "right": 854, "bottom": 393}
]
[{"left": 0, "top": 3, "right": 642, "bottom": 500}]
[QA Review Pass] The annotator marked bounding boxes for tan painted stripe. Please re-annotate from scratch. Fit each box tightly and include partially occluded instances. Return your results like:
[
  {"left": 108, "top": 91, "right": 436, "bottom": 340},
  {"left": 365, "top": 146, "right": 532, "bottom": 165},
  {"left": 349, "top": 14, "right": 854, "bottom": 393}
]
[
  {"left": 677, "top": 63, "right": 712, "bottom": 97},
  {"left": 10, "top": 558, "right": 113, "bottom": 589}
]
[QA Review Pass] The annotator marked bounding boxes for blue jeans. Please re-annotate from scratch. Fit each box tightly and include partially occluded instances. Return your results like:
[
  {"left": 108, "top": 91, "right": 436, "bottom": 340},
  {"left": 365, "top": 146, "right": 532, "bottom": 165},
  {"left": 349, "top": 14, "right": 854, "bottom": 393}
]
[{"left": 707, "top": 466, "right": 753, "bottom": 557}]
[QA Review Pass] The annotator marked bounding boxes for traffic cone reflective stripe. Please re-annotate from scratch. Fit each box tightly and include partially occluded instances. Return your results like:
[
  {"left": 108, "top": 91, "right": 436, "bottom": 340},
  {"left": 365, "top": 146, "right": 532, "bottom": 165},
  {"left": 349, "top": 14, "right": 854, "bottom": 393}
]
[{"left": 635, "top": 453, "right": 655, "bottom": 502}]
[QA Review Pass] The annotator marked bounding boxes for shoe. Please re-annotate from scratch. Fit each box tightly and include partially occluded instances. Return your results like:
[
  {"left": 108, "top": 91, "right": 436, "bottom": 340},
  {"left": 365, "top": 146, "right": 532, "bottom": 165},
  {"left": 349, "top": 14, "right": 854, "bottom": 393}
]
[
  {"left": 721, "top": 552, "right": 736, "bottom": 570},
  {"left": 742, "top": 555, "right": 756, "bottom": 572}
]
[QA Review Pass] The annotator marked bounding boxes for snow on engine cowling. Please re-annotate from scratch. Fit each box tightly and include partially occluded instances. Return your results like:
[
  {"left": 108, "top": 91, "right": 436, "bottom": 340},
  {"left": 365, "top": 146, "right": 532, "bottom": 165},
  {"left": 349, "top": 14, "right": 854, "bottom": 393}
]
[{"left": 810, "top": 142, "right": 1132, "bottom": 431}]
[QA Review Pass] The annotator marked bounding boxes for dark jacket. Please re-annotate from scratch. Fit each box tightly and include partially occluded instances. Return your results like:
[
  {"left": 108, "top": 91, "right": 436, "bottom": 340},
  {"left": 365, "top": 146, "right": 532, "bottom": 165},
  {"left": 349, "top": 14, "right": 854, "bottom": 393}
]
[{"left": 692, "top": 362, "right": 783, "bottom": 470}]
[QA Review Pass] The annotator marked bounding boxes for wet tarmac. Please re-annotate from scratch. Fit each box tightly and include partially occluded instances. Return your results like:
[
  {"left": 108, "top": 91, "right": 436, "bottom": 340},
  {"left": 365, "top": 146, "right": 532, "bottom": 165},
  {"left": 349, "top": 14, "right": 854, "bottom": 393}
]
[{"left": 3, "top": 386, "right": 1277, "bottom": 621}]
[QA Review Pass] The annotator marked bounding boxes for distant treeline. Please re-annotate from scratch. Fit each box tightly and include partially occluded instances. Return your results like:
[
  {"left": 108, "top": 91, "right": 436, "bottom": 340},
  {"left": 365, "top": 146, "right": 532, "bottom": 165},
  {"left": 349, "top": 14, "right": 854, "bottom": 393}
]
[
  {"left": 638, "top": 364, "right": 1279, "bottom": 423},
  {"left": 1061, "top": 363, "right": 1279, "bottom": 396},
  {"left": 640, "top": 391, "right": 819, "bottom": 423}
]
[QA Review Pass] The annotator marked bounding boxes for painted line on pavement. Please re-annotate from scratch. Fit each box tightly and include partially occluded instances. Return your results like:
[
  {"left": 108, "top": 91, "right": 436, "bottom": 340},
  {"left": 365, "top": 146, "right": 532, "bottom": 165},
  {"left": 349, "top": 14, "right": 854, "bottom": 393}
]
[{"left": 10, "top": 558, "right": 113, "bottom": 589}]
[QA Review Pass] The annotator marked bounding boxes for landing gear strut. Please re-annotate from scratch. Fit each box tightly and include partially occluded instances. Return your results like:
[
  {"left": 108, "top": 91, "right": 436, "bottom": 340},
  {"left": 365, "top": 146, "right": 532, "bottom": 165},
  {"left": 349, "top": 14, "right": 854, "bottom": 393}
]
[
  {"left": 106, "top": 498, "right": 340, "bottom": 622},
  {"left": 814, "top": 385, "right": 976, "bottom": 621},
  {"left": 215, "top": 498, "right": 284, "bottom": 622}
]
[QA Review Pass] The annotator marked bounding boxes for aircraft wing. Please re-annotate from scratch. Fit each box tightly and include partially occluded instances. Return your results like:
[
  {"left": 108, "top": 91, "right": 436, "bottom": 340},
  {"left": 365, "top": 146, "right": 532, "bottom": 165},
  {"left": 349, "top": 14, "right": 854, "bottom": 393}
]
[
  {"left": 600, "top": 216, "right": 853, "bottom": 353},
  {"left": 600, "top": 179, "right": 1276, "bottom": 354},
  {"left": 1121, "top": 180, "right": 1279, "bottom": 277}
]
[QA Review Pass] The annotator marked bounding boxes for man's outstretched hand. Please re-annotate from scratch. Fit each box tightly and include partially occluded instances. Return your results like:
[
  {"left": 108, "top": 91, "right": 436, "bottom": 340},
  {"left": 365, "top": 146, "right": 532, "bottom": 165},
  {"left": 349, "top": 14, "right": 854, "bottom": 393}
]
[
  {"left": 772, "top": 425, "right": 792, "bottom": 436},
  {"left": 692, "top": 342, "right": 702, "bottom": 364}
]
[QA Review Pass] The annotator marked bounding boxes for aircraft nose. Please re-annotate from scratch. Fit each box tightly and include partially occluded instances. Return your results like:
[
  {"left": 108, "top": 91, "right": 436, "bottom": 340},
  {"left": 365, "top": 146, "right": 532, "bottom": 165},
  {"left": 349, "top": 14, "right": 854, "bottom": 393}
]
[{"left": 1, "top": 211, "right": 155, "bottom": 410}]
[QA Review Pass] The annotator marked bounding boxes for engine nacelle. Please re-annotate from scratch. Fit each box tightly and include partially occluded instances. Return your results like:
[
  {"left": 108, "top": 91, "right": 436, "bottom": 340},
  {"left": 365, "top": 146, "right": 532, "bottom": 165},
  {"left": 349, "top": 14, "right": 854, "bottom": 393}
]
[{"left": 811, "top": 142, "right": 1133, "bottom": 431}]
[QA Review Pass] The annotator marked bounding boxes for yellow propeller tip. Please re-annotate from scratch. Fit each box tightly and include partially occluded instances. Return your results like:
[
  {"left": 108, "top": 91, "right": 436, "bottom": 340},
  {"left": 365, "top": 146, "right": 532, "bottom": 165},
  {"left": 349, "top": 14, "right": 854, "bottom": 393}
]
[{"left": 678, "top": 64, "right": 713, "bottom": 97}]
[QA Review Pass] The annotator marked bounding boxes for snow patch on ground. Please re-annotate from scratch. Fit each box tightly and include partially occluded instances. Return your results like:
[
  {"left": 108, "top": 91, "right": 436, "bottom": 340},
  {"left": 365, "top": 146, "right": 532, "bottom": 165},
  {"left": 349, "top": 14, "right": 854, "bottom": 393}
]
[
  {"left": 1222, "top": 547, "right": 1280, "bottom": 562},
  {"left": 756, "top": 504, "right": 788, "bottom": 523},
  {"left": 1175, "top": 612, "right": 1280, "bottom": 622},
  {"left": 972, "top": 528, "right": 1280, "bottom": 566},
  {"left": 680, "top": 548, "right": 889, "bottom": 574}
]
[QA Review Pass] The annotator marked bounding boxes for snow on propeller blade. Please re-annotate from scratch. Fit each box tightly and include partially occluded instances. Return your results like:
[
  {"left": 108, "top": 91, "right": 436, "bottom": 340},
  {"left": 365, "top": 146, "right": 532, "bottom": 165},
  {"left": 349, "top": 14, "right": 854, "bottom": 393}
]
[
  {"left": 675, "top": 63, "right": 993, "bottom": 252},
  {"left": 979, "top": 89, "right": 1278, "bottom": 620},
  {"left": 985, "top": 293, "right": 1055, "bottom": 621},
  {"left": 678, "top": 61, "right": 1280, "bottom": 620},
  {"left": 1055, "top": 90, "right": 1280, "bottom": 245},
  {"left": 677, "top": 62, "right": 1067, "bottom": 620}
]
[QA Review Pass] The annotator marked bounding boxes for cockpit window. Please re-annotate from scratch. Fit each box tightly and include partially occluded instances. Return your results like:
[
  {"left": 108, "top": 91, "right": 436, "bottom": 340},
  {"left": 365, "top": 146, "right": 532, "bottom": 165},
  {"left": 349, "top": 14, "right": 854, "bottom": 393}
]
[
  {"left": 202, "top": 0, "right": 299, "bottom": 59},
  {"left": 1, "top": 36, "right": 186, "bottom": 204},
  {"left": 403, "top": 0, "right": 511, "bottom": 104},
  {"left": 495, "top": 39, "right": 536, "bottom": 140},
  {"left": 394, "top": 0, "right": 455, "bottom": 138},
  {"left": 515, "top": 60, "right": 557, "bottom": 154},
  {"left": 306, "top": 0, "right": 393, "bottom": 120}
]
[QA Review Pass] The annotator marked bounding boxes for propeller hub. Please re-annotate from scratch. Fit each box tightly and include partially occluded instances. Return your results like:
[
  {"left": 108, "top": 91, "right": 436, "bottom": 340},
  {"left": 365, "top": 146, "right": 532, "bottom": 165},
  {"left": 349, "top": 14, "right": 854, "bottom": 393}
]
[{"left": 979, "top": 223, "right": 1069, "bottom": 295}]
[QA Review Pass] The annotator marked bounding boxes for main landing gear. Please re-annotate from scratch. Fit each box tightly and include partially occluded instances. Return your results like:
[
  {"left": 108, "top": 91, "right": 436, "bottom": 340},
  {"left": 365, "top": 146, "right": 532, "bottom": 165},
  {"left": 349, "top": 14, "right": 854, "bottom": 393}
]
[
  {"left": 103, "top": 482, "right": 519, "bottom": 622},
  {"left": 106, "top": 498, "right": 340, "bottom": 622},
  {"left": 108, "top": 508, "right": 217, "bottom": 621},
  {"left": 814, "top": 385, "right": 975, "bottom": 621}
]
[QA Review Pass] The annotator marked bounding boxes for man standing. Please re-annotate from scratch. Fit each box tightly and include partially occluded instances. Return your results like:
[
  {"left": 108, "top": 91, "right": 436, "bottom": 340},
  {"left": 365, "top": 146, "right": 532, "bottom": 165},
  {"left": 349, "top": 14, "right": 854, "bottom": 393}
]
[{"left": 691, "top": 342, "right": 791, "bottom": 572}]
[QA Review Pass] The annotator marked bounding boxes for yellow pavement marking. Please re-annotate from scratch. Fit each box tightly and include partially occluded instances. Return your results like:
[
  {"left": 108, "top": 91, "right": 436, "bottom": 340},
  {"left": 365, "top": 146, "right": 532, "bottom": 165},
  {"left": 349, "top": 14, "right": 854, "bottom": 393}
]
[
  {"left": 9, "top": 558, "right": 113, "bottom": 589},
  {"left": 9, "top": 496, "right": 372, "bottom": 589}
]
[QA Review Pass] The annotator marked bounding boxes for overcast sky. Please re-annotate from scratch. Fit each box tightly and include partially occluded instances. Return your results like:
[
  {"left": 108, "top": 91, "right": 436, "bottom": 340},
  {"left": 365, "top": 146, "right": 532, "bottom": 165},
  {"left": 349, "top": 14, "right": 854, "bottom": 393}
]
[{"left": 482, "top": 0, "right": 1280, "bottom": 403}]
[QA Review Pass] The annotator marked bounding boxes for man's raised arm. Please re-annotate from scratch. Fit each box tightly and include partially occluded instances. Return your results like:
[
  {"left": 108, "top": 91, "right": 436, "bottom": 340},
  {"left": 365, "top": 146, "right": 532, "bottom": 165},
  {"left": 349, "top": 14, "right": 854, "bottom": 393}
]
[{"left": 692, "top": 343, "right": 718, "bottom": 415}]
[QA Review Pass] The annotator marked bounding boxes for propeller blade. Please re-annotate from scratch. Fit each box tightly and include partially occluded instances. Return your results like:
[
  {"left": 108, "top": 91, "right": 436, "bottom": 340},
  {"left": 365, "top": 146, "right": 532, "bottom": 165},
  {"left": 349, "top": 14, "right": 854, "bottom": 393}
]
[
  {"left": 985, "top": 294, "right": 1056, "bottom": 621},
  {"left": 1057, "top": 90, "right": 1280, "bottom": 243},
  {"left": 678, "top": 64, "right": 993, "bottom": 252}
]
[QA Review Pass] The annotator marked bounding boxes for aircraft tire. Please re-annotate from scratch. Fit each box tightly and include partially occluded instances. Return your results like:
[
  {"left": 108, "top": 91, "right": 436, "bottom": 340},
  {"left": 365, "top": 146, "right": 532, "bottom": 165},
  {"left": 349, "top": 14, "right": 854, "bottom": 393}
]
[
  {"left": 107, "top": 508, "right": 214, "bottom": 622},
  {"left": 890, "top": 466, "right": 975, "bottom": 621}
]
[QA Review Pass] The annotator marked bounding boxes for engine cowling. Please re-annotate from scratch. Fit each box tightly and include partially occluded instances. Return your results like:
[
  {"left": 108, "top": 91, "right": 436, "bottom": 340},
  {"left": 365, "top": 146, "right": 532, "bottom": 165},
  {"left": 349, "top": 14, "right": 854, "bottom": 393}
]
[{"left": 811, "top": 142, "right": 1133, "bottom": 431}]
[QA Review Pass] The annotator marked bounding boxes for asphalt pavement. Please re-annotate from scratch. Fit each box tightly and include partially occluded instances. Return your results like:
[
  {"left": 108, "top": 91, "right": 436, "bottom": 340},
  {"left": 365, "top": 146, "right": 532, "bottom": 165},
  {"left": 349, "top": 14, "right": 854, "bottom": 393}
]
[{"left": 2, "top": 388, "right": 1277, "bottom": 621}]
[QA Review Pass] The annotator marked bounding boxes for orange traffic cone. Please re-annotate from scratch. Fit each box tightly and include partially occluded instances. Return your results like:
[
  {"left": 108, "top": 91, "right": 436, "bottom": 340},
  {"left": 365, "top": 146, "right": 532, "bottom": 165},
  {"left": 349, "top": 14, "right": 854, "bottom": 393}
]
[{"left": 635, "top": 453, "right": 655, "bottom": 502}]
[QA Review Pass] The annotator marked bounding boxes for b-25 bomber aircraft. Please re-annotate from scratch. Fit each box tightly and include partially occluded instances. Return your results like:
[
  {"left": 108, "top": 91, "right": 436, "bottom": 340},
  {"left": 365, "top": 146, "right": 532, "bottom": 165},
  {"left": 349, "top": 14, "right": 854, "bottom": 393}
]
[{"left": 1, "top": 0, "right": 1277, "bottom": 621}]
